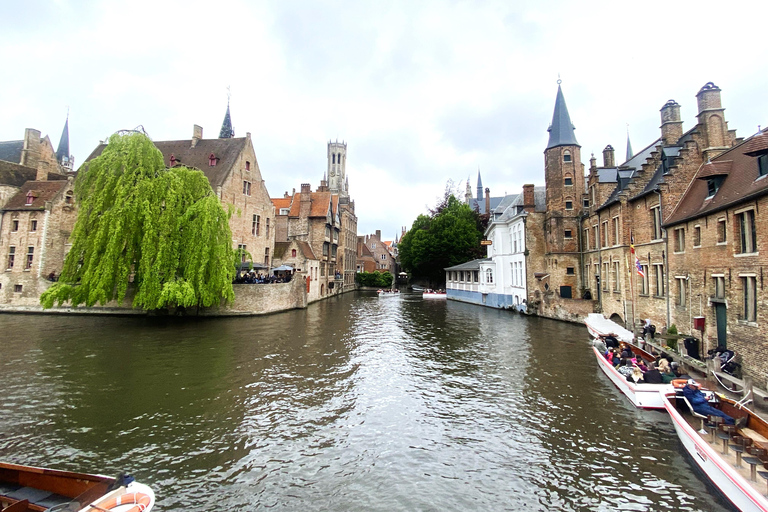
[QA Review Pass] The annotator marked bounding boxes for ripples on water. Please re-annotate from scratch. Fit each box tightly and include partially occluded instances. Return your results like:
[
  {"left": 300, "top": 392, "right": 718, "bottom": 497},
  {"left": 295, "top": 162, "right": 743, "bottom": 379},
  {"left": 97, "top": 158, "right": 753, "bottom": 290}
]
[{"left": 0, "top": 294, "right": 732, "bottom": 511}]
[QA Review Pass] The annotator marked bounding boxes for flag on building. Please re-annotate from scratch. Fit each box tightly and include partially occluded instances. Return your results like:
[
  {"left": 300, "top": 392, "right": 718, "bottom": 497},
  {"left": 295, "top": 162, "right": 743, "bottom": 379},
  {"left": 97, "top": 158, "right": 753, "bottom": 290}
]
[{"left": 635, "top": 256, "right": 645, "bottom": 277}]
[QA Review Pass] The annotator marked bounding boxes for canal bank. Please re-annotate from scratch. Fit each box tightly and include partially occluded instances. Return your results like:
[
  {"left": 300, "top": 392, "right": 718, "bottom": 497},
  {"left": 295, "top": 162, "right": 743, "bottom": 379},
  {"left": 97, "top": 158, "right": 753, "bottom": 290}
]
[{"left": 0, "top": 275, "right": 356, "bottom": 316}]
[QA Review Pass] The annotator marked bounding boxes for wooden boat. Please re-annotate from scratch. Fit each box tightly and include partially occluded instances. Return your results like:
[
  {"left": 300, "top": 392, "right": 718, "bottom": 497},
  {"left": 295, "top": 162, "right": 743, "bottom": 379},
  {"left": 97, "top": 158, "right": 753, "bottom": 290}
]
[
  {"left": 662, "top": 387, "right": 768, "bottom": 512},
  {"left": 0, "top": 462, "right": 154, "bottom": 512},
  {"left": 592, "top": 345, "right": 673, "bottom": 409},
  {"left": 422, "top": 290, "right": 446, "bottom": 299}
]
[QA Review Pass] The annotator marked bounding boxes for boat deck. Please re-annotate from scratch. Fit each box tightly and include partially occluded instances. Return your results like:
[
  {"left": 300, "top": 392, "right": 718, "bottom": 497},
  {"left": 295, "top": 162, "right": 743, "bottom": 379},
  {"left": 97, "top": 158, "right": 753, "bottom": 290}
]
[{"left": 675, "top": 399, "right": 768, "bottom": 499}]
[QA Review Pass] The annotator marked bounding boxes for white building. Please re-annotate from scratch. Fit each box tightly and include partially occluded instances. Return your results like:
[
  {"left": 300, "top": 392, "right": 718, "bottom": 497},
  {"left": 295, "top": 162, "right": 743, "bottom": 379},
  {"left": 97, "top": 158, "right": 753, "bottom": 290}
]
[{"left": 446, "top": 185, "right": 545, "bottom": 310}]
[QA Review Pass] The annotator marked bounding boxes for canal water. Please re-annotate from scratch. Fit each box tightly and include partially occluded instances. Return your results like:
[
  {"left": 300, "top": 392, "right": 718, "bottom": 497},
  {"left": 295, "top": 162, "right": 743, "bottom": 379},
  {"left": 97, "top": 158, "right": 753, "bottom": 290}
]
[{"left": 0, "top": 292, "right": 732, "bottom": 511}]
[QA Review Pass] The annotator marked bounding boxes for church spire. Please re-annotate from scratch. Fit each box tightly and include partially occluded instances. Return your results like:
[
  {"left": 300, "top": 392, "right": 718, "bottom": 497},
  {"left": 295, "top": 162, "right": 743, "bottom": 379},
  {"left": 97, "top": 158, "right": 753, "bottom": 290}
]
[
  {"left": 626, "top": 126, "right": 634, "bottom": 162},
  {"left": 476, "top": 168, "right": 483, "bottom": 201},
  {"left": 56, "top": 112, "right": 73, "bottom": 172},
  {"left": 546, "top": 82, "right": 579, "bottom": 149},
  {"left": 219, "top": 88, "right": 234, "bottom": 138}
]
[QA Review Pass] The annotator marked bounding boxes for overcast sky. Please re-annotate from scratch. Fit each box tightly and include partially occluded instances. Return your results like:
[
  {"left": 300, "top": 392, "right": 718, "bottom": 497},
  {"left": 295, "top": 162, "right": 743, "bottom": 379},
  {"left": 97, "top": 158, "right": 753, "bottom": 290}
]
[{"left": 3, "top": 0, "right": 767, "bottom": 241}]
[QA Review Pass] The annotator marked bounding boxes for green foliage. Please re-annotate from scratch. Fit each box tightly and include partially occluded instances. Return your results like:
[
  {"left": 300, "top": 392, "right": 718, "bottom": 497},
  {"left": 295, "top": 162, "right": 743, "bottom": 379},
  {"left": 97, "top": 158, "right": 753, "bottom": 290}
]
[
  {"left": 355, "top": 271, "right": 394, "bottom": 288},
  {"left": 666, "top": 324, "right": 678, "bottom": 351},
  {"left": 41, "top": 132, "right": 235, "bottom": 310},
  {"left": 399, "top": 192, "right": 483, "bottom": 286}
]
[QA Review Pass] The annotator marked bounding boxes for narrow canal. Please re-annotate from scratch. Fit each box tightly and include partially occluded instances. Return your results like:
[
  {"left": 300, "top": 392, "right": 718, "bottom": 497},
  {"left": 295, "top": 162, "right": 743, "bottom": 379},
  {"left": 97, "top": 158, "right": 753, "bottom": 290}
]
[{"left": 0, "top": 292, "right": 731, "bottom": 511}]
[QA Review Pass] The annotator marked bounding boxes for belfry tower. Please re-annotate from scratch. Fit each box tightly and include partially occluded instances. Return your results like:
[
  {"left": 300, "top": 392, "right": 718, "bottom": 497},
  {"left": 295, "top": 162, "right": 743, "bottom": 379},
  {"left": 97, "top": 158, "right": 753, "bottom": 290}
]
[
  {"left": 327, "top": 140, "right": 348, "bottom": 199},
  {"left": 543, "top": 81, "right": 585, "bottom": 298}
]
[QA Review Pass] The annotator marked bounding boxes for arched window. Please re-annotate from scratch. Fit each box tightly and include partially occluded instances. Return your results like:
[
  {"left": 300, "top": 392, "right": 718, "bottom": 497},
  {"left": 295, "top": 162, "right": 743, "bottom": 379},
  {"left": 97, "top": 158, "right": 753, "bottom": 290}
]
[
  {"left": 25, "top": 192, "right": 34, "bottom": 206},
  {"left": 485, "top": 268, "right": 494, "bottom": 284},
  {"left": 292, "top": 249, "right": 297, "bottom": 257},
  {"left": 332, "top": 154, "right": 336, "bottom": 164},
  {"left": 563, "top": 150, "right": 572, "bottom": 162}
]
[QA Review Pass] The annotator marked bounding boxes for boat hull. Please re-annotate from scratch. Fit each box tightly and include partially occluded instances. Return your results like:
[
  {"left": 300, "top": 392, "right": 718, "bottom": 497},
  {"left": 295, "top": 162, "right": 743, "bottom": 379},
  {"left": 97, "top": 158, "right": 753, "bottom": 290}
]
[
  {"left": 593, "top": 346, "right": 671, "bottom": 409},
  {"left": 662, "top": 393, "right": 768, "bottom": 512},
  {"left": 422, "top": 293, "right": 446, "bottom": 299}
]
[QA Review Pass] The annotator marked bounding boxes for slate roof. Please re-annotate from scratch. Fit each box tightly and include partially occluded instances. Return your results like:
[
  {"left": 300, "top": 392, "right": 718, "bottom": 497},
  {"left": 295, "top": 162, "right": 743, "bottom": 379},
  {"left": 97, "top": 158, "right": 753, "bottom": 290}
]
[
  {"left": 3, "top": 180, "right": 69, "bottom": 211},
  {"left": 56, "top": 119, "right": 70, "bottom": 163},
  {"left": 85, "top": 137, "right": 248, "bottom": 189},
  {"left": 665, "top": 128, "right": 768, "bottom": 226},
  {"left": 0, "top": 162, "right": 39, "bottom": 187},
  {"left": 546, "top": 85, "right": 579, "bottom": 149},
  {"left": 445, "top": 258, "right": 491, "bottom": 271},
  {"left": 469, "top": 196, "right": 505, "bottom": 214},
  {"left": 0, "top": 141, "right": 23, "bottom": 164}
]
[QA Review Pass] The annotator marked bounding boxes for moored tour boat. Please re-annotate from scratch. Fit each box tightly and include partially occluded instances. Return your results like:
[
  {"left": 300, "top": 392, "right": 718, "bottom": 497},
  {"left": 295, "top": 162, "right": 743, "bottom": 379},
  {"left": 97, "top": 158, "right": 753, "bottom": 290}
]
[
  {"left": 591, "top": 345, "right": 673, "bottom": 409},
  {"left": 0, "top": 462, "right": 155, "bottom": 512},
  {"left": 584, "top": 313, "right": 635, "bottom": 344},
  {"left": 422, "top": 290, "right": 446, "bottom": 299},
  {"left": 662, "top": 387, "right": 768, "bottom": 512}
]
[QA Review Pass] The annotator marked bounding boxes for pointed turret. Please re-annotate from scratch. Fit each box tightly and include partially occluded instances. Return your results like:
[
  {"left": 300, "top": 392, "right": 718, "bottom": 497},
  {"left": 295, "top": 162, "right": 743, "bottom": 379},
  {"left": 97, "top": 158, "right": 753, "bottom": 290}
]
[
  {"left": 546, "top": 84, "right": 579, "bottom": 149},
  {"left": 476, "top": 169, "right": 483, "bottom": 201},
  {"left": 56, "top": 115, "right": 73, "bottom": 172},
  {"left": 626, "top": 130, "right": 634, "bottom": 162},
  {"left": 219, "top": 102, "right": 234, "bottom": 138}
]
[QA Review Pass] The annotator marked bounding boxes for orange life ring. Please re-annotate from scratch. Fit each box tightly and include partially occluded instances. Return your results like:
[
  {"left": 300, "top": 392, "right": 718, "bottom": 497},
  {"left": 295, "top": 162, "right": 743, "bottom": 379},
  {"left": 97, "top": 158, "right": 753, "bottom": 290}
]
[{"left": 95, "top": 492, "right": 152, "bottom": 512}]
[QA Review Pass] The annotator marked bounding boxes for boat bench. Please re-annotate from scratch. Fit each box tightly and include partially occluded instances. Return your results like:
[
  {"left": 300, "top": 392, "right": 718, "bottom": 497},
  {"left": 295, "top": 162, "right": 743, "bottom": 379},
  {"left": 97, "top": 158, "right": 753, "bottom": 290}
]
[
  {"left": 1, "top": 484, "right": 71, "bottom": 510},
  {"left": 741, "top": 428, "right": 768, "bottom": 451}
]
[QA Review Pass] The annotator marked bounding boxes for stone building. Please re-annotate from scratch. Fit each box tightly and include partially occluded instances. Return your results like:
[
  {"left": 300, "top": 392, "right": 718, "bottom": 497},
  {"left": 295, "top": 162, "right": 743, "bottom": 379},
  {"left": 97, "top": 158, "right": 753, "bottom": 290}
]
[
  {"left": 360, "top": 230, "right": 397, "bottom": 274},
  {"left": 84, "top": 119, "right": 276, "bottom": 272},
  {"left": 356, "top": 238, "right": 376, "bottom": 273},
  {"left": 0, "top": 124, "right": 75, "bottom": 305}
]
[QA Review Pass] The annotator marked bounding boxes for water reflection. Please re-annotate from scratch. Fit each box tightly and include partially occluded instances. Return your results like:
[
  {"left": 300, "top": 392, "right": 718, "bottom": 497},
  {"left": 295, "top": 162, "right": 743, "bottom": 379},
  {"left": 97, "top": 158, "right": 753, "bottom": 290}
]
[{"left": 0, "top": 294, "right": 732, "bottom": 511}]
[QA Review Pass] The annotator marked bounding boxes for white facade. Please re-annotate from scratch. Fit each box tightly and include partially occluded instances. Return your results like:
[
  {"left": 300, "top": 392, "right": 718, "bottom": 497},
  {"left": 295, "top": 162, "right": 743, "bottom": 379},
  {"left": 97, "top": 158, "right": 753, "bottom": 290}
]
[{"left": 482, "top": 198, "right": 528, "bottom": 309}]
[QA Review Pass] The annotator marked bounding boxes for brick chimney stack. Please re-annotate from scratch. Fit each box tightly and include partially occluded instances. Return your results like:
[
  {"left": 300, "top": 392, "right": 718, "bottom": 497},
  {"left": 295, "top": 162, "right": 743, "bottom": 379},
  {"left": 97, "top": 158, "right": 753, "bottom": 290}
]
[
  {"left": 191, "top": 125, "right": 203, "bottom": 148},
  {"left": 375, "top": 229, "right": 381, "bottom": 240},
  {"left": 485, "top": 187, "right": 490, "bottom": 214},
  {"left": 660, "top": 100, "right": 683, "bottom": 146},
  {"left": 523, "top": 184, "right": 535, "bottom": 212},
  {"left": 602, "top": 145, "right": 615, "bottom": 168},
  {"left": 20, "top": 129, "right": 42, "bottom": 169},
  {"left": 696, "top": 82, "right": 729, "bottom": 159},
  {"left": 300, "top": 183, "right": 312, "bottom": 217}
]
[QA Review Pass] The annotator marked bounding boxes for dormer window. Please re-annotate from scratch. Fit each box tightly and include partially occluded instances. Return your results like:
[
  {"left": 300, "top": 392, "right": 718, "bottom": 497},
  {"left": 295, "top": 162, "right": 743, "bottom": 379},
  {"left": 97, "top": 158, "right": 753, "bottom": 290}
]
[
  {"left": 245, "top": 161, "right": 251, "bottom": 171},
  {"left": 209, "top": 153, "right": 217, "bottom": 166},
  {"left": 759, "top": 154, "right": 768, "bottom": 177},
  {"left": 706, "top": 176, "right": 724, "bottom": 198},
  {"left": 169, "top": 154, "right": 177, "bottom": 167},
  {"left": 25, "top": 192, "right": 34, "bottom": 206}
]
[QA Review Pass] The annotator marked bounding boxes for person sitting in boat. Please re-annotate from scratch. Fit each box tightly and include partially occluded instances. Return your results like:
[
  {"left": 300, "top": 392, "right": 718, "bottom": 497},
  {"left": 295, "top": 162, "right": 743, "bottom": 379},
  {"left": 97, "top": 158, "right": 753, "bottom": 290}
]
[
  {"left": 600, "top": 333, "right": 619, "bottom": 349},
  {"left": 617, "top": 359, "right": 634, "bottom": 379},
  {"left": 657, "top": 359, "right": 677, "bottom": 384},
  {"left": 620, "top": 347, "right": 633, "bottom": 360},
  {"left": 630, "top": 367, "right": 644, "bottom": 383},
  {"left": 635, "top": 359, "right": 649, "bottom": 373},
  {"left": 682, "top": 380, "right": 740, "bottom": 426},
  {"left": 642, "top": 361, "right": 663, "bottom": 384}
]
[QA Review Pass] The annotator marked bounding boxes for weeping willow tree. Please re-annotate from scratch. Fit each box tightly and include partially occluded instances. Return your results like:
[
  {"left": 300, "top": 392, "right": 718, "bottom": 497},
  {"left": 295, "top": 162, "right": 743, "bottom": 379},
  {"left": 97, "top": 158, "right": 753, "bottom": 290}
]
[{"left": 41, "top": 131, "right": 236, "bottom": 310}]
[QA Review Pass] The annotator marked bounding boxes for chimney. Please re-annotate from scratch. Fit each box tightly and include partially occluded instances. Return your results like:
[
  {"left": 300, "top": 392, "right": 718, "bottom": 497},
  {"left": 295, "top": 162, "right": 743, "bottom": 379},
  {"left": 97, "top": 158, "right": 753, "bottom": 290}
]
[
  {"left": 660, "top": 100, "right": 683, "bottom": 146},
  {"left": 589, "top": 153, "right": 597, "bottom": 172},
  {"left": 20, "top": 128, "right": 42, "bottom": 169},
  {"left": 284, "top": 191, "right": 290, "bottom": 198},
  {"left": 696, "top": 82, "right": 728, "bottom": 153},
  {"left": 191, "top": 125, "right": 203, "bottom": 148},
  {"left": 523, "top": 184, "right": 535, "bottom": 212},
  {"left": 485, "top": 187, "right": 490, "bottom": 214},
  {"left": 375, "top": 229, "right": 381, "bottom": 240},
  {"left": 300, "top": 183, "right": 312, "bottom": 217},
  {"left": 602, "top": 145, "right": 615, "bottom": 167}
]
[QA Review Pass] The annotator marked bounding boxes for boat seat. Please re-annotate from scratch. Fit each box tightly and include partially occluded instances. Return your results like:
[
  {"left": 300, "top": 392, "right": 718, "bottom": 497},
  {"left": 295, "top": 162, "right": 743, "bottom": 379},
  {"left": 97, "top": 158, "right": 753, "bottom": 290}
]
[
  {"left": 758, "top": 470, "right": 768, "bottom": 495},
  {"left": 742, "top": 428, "right": 768, "bottom": 447},
  {"left": 4, "top": 487, "right": 70, "bottom": 510},
  {"left": 745, "top": 447, "right": 768, "bottom": 482},
  {"left": 730, "top": 435, "right": 748, "bottom": 468},
  {"left": 680, "top": 396, "right": 709, "bottom": 434},
  {"left": 717, "top": 425, "right": 735, "bottom": 455}
]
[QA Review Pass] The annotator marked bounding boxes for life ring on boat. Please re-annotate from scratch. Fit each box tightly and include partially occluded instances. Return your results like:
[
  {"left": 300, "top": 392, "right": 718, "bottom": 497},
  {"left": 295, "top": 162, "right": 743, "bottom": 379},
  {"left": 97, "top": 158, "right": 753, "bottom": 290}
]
[{"left": 94, "top": 492, "right": 152, "bottom": 512}]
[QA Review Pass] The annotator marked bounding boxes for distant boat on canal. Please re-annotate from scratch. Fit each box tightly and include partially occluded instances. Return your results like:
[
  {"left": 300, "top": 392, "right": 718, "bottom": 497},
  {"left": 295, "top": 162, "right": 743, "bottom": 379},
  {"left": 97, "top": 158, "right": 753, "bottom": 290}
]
[{"left": 422, "top": 290, "right": 446, "bottom": 299}]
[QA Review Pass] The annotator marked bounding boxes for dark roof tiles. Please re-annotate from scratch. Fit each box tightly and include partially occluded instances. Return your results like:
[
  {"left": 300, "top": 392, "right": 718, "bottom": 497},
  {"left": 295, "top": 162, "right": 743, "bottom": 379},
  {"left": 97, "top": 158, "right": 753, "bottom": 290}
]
[{"left": 3, "top": 180, "right": 69, "bottom": 211}]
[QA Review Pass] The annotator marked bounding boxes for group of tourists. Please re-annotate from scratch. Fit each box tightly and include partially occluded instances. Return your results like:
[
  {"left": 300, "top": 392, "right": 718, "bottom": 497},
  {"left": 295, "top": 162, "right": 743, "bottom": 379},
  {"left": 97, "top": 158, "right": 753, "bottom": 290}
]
[
  {"left": 234, "top": 271, "right": 292, "bottom": 284},
  {"left": 598, "top": 333, "right": 688, "bottom": 385}
]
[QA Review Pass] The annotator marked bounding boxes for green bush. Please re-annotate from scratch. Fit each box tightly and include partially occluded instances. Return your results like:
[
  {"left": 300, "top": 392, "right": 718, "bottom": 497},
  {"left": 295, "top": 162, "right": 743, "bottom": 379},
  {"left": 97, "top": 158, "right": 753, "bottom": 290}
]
[
  {"left": 355, "top": 271, "right": 394, "bottom": 288},
  {"left": 667, "top": 324, "right": 678, "bottom": 351}
]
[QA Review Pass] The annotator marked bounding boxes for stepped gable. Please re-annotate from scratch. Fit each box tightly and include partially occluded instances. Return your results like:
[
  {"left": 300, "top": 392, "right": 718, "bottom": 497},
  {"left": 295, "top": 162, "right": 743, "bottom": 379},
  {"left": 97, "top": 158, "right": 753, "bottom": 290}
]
[
  {"left": 666, "top": 129, "right": 768, "bottom": 225},
  {"left": 85, "top": 137, "right": 248, "bottom": 189},
  {"left": 3, "top": 180, "right": 69, "bottom": 211},
  {"left": 0, "top": 141, "right": 23, "bottom": 163}
]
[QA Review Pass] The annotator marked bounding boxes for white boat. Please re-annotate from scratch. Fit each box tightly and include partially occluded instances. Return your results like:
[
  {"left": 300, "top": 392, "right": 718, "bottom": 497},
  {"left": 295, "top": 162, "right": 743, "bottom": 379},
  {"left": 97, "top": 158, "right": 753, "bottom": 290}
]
[
  {"left": 585, "top": 313, "right": 635, "bottom": 343},
  {"left": 662, "top": 389, "right": 768, "bottom": 512},
  {"left": 377, "top": 289, "right": 400, "bottom": 298},
  {"left": 0, "top": 461, "right": 155, "bottom": 512},
  {"left": 592, "top": 345, "right": 673, "bottom": 409},
  {"left": 422, "top": 290, "right": 446, "bottom": 299}
]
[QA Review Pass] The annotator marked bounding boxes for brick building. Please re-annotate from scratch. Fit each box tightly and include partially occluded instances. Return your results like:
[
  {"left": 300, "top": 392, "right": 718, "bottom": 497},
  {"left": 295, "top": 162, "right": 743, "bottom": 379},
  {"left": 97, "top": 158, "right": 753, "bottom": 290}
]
[
  {"left": 0, "top": 124, "right": 75, "bottom": 305},
  {"left": 360, "top": 230, "right": 397, "bottom": 274}
]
